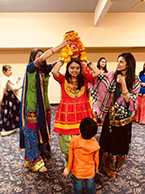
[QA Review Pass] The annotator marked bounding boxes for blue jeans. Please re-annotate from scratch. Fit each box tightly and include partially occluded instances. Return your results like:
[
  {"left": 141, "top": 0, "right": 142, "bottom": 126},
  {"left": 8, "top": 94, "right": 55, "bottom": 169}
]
[{"left": 73, "top": 175, "right": 96, "bottom": 194}]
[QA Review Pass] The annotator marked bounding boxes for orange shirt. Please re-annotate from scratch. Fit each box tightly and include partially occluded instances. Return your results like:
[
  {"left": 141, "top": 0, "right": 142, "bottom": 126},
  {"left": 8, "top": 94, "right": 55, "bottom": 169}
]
[{"left": 67, "top": 134, "right": 100, "bottom": 179}]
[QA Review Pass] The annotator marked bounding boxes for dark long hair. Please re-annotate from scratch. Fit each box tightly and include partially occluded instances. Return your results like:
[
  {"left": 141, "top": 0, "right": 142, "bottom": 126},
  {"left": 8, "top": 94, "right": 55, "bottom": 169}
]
[
  {"left": 97, "top": 57, "right": 108, "bottom": 73},
  {"left": 65, "top": 59, "right": 85, "bottom": 90},
  {"left": 140, "top": 63, "right": 145, "bottom": 76},
  {"left": 114, "top": 52, "right": 136, "bottom": 91},
  {"left": 29, "top": 48, "right": 50, "bottom": 76},
  {"left": 29, "top": 48, "right": 44, "bottom": 63}
]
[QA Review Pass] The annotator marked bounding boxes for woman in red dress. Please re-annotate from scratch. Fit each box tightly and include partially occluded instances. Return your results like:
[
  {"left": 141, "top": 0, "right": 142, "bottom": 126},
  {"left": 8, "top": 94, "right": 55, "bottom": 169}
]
[{"left": 52, "top": 59, "right": 101, "bottom": 166}]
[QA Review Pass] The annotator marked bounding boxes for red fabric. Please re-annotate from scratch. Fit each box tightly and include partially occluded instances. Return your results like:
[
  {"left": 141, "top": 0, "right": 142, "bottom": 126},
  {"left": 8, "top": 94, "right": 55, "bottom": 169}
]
[
  {"left": 133, "top": 95, "right": 145, "bottom": 124},
  {"left": 53, "top": 73, "right": 96, "bottom": 135},
  {"left": 27, "top": 122, "right": 37, "bottom": 129}
]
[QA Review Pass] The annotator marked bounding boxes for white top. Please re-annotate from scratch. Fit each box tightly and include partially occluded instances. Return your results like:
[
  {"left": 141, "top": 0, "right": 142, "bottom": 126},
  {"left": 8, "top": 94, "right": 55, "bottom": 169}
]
[{"left": 2, "top": 75, "right": 21, "bottom": 101}]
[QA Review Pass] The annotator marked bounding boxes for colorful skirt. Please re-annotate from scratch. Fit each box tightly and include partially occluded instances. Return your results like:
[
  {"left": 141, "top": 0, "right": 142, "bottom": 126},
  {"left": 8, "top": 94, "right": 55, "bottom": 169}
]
[
  {"left": 0, "top": 91, "right": 20, "bottom": 132},
  {"left": 133, "top": 95, "right": 145, "bottom": 124},
  {"left": 54, "top": 99, "right": 96, "bottom": 135},
  {"left": 99, "top": 152, "right": 127, "bottom": 180},
  {"left": 24, "top": 107, "right": 51, "bottom": 172},
  {"left": 99, "top": 113, "right": 131, "bottom": 179},
  {"left": 25, "top": 127, "right": 51, "bottom": 172}
]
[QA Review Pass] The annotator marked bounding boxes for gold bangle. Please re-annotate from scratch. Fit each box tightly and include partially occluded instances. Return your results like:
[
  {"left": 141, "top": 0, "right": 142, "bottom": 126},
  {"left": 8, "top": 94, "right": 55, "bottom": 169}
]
[
  {"left": 51, "top": 48, "right": 54, "bottom": 54},
  {"left": 87, "top": 62, "right": 92, "bottom": 67},
  {"left": 59, "top": 60, "right": 64, "bottom": 66},
  {"left": 122, "top": 90, "right": 129, "bottom": 95}
]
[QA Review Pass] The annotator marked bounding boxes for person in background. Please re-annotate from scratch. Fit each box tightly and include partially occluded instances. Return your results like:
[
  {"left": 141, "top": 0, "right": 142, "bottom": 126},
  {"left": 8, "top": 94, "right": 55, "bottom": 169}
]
[
  {"left": 94, "top": 57, "right": 108, "bottom": 125},
  {"left": 63, "top": 117, "right": 100, "bottom": 194},
  {"left": 90, "top": 52, "right": 140, "bottom": 180},
  {"left": 97, "top": 57, "right": 108, "bottom": 73},
  {"left": 133, "top": 62, "right": 145, "bottom": 124},
  {"left": 52, "top": 59, "right": 101, "bottom": 167},
  {"left": 0, "top": 65, "right": 22, "bottom": 136},
  {"left": 20, "top": 40, "right": 68, "bottom": 173}
]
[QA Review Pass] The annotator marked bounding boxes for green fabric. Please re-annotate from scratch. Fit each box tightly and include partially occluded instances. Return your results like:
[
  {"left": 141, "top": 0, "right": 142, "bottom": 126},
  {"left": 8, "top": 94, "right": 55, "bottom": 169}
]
[
  {"left": 26, "top": 72, "right": 50, "bottom": 111},
  {"left": 43, "top": 76, "right": 50, "bottom": 110},
  {"left": 59, "top": 134, "right": 76, "bottom": 165},
  {"left": 26, "top": 72, "right": 37, "bottom": 111},
  {"left": 114, "top": 86, "right": 121, "bottom": 103}
]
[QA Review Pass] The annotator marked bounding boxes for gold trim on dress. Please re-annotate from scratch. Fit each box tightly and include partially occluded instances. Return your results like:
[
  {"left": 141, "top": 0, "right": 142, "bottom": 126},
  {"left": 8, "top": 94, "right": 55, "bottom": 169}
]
[
  {"left": 64, "top": 79, "right": 85, "bottom": 98},
  {"left": 27, "top": 117, "right": 37, "bottom": 123},
  {"left": 110, "top": 114, "right": 132, "bottom": 127},
  {"left": 25, "top": 159, "right": 44, "bottom": 172}
]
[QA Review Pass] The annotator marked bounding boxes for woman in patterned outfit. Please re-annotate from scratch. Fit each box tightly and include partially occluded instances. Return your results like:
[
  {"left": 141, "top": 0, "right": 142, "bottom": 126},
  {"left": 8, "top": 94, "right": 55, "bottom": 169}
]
[
  {"left": 97, "top": 57, "right": 108, "bottom": 73},
  {"left": 20, "top": 40, "right": 68, "bottom": 172},
  {"left": 90, "top": 52, "right": 140, "bottom": 179},
  {"left": 94, "top": 57, "right": 108, "bottom": 126},
  {"left": 0, "top": 65, "right": 22, "bottom": 136},
  {"left": 52, "top": 59, "right": 101, "bottom": 166}
]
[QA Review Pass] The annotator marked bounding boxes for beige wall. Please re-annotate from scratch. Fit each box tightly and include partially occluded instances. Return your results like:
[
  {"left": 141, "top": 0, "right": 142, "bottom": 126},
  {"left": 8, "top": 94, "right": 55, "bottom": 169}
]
[
  {"left": 0, "top": 12, "right": 145, "bottom": 103},
  {"left": 0, "top": 12, "right": 145, "bottom": 47}
]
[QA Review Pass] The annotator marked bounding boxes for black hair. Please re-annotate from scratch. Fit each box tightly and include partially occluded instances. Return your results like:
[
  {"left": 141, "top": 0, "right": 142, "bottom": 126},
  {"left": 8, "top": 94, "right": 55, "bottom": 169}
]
[
  {"left": 2, "top": 65, "right": 11, "bottom": 73},
  {"left": 80, "top": 117, "right": 98, "bottom": 140},
  {"left": 29, "top": 48, "right": 44, "bottom": 63},
  {"left": 29, "top": 48, "right": 50, "bottom": 76},
  {"left": 140, "top": 63, "right": 145, "bottom": 77},
  {"left": 114, "top": 52, "right": 136, "bottom": 91},
  {"left": 65, "top": 59, "right": 85, "bottom": 90},
  {"left": 97, "top": 57, "right": 108, "bottom": 73}
]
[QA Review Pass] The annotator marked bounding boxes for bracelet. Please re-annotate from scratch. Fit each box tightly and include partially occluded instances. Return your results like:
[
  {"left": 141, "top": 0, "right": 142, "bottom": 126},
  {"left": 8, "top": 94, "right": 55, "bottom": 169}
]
[
  {"left": 87, "top": 62, "right": 92, "bottom": 67},
  {"left": 59, "top": 60, "right": 64, "bottom": 66},
  {"left": 122, "top": 90, "right": 129, "bottom": 95},
  {"left": 51, "top": 48, "right": 54, "bottom": 54}
]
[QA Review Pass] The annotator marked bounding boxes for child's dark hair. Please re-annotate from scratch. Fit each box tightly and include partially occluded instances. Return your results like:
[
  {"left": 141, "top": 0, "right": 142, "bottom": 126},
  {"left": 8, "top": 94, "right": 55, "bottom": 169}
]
[
  {"left": 2, "top": 65, "right": 11, "bottom": 73},
  {"left": 65, "top": 59, "right": 85, "bottom": 90},
  {"left": 80, "top": 117, "right": 98, "bottom": 140}
]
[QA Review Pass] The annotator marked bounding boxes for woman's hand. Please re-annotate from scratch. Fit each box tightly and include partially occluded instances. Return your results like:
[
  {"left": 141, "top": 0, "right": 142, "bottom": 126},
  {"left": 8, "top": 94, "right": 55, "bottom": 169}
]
[
  {"left": 117, "top": 74, "right": 130, "bottom": 102},
  {"left": 16, "top": 77, "right": 21, "bottom": 83},
  {"left": 117, "top": 74, "right": 126, "bottom": 85},
  {"left": 141, "top": 82, "right": 145, "bottom": 87},
  {"left": 60, "top": 38, "right": 73, "bottom": 49},
  {"left": 63, "top": 168, "right": 70, "bottom": 177},
  {"left": 60, "top": 39, "right": 68, "bottom": 48}
]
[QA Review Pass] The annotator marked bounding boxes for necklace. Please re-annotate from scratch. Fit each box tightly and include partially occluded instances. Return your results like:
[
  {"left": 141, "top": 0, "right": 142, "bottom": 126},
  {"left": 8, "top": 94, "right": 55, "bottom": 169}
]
[
  {"left": 71, "top": 78, "right": 78, "bottom": 98},
  {"left": 72, "top": 84, "right": 77, "bottom": 98}
]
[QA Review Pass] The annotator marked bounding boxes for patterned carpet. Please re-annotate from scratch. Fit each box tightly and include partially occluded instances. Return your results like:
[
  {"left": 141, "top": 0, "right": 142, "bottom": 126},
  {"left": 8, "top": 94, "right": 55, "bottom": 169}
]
[{"left": 0, "top": 105, "right": 145, "bottom": 194}]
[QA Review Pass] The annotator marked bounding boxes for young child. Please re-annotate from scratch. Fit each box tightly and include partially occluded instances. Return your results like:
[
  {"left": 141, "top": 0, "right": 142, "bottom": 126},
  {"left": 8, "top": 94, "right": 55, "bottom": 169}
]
[{"left": 63, "top": 117, "right": 100, "bottom": 194}]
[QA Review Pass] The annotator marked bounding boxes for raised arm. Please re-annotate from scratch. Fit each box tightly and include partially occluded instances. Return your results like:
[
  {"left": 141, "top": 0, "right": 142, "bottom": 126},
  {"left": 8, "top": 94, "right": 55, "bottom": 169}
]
[
  {"left": 51, "top": 60, "right": 64, "bottom": 78},
  {"left": 85, "top": 61, "right": 102, "bottom": 78},
  {"left": 39, "top": 40, "right": 68, "bottom": 63}
]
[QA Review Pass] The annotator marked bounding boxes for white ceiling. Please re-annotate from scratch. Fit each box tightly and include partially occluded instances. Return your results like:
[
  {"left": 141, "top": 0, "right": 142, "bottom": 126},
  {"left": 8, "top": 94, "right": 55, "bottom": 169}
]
[{"left": 0, "top": 0, "right": 145, "bottom": 12}]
